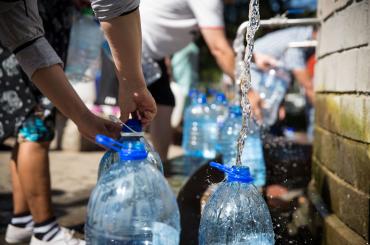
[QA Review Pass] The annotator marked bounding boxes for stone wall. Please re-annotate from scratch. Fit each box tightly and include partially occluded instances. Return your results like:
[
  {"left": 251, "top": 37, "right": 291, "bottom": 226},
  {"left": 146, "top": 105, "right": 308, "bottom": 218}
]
[{"left": 313, "top": 0, "right": 370, "bottom": 244}]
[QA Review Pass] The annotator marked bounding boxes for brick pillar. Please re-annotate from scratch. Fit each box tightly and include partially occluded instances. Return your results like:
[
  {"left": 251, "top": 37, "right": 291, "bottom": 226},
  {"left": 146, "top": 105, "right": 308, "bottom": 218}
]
[{"left": 312, "top": 0, "right": 370, "bottom": 244}]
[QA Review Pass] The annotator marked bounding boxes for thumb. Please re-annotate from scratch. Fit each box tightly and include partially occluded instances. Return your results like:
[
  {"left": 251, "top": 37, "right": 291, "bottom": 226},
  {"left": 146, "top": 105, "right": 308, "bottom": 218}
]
[{"left": 120, "top": 107, "right": 130, "bottom": 123}]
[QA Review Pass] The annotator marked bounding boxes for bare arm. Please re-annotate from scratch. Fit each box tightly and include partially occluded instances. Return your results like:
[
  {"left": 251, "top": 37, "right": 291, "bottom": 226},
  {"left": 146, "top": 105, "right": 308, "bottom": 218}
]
[
  {"left": 99, "top": 9, "right": 156, "bottom": 125},
  {"left": 200, "top": 28, "right": 235, "bottom": 80},
  {"left": 31, "top": 65, "right": 121, "bottom": 141},
  {"left": 292, "top": 68, "right": 314, "bottom": 103}
]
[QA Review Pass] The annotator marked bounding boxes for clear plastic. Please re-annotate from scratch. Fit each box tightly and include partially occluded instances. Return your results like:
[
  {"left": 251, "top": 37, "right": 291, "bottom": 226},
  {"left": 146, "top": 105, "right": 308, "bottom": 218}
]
[
  {"left": 65, "top": 12, "right": 103, "bottom": 84},
  {"left": 182, "top": 93, "right": 216, "bottom": 159},
  {"left": 86, "top": 136, "right": 180, "bottom": 244},
  {"left": 209, "top": 93, "right": 229, "bottom": 153},
  {"left": 258, "top": 69, "right": 290, "bottom": 126},
  {"left": 199, "top": 164, "right": 274, "bottom": 245},
  {"left": 219, "top": 106, "right": 266, "bottom": 187},
  {"left": 98, "top": 134, "right": 163, "bottom": 179}
]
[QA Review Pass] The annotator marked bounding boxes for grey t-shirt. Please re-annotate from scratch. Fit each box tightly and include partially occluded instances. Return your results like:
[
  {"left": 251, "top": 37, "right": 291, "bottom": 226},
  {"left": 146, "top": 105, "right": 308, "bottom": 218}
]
[
  {"left": 0, "top": 0, "right": 139, "bottom": 78},
  {"left": 140, "top": 0, "right": 225, "bottom": 60},
  {"left": 254, "top": 26, "right": 313, "bottom": 70}
]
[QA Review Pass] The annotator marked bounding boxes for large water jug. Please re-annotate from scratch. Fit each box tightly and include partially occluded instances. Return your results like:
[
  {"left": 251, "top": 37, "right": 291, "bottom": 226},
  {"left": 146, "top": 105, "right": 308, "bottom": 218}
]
[
  {"left": 182, "top": 92, "right": 215, "bottom": 159},
  {"left": 65, "top": 10, "right": 103, "bottom": 84},
  {"left": 86, "top": 135, "right": 180, "bottom": 244},
  {"left": 258, "top": 68, "right": 289, "bottom": 126},
  {"left": 199, "top": 162, "right": 274, "bottom": 245},
  {"left": 98, "top": 119, "right": 163, "bottom": 179},
  {"left": 219, "top": 106, "right": 266, "bottom": 187}
]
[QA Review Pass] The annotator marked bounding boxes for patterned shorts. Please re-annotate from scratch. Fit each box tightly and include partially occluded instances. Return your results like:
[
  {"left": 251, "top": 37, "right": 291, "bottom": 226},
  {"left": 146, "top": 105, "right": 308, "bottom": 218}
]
[{"left": 18, "top": 107, "right": 55, "bottom": 143}]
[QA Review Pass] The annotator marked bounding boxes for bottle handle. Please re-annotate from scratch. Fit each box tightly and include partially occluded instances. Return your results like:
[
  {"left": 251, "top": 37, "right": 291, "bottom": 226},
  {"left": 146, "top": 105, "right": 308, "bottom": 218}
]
[
  {"left": 210, "top": 162, "right": 231, "bottom": 175},
  {"left": 95, "top": 134, "right": 123, "bottom": 152}
]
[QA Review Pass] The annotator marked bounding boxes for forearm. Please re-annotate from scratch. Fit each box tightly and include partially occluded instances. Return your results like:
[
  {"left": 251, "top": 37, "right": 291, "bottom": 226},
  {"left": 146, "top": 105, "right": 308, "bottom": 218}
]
[
  {"left": 31, "top": 65, "right": 91, "bottom": 125},
  {"left": 100, "top": 9, "right": 147, "bottom": 91},
  {"left": 201, "top": 28, "right": 235, "bottom": 80},
  {"left": 293, "top": 69, "right": 314, "bottom": 103},
  {"left": 212, "top": 47, "right": 235, "bottom": 80}
]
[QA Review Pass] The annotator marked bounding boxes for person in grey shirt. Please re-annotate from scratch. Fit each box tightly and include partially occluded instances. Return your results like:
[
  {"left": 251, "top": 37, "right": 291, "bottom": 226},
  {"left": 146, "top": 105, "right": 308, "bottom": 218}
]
[
  {"left": 0, "top": 1, "right": 156, "bottom": 244},
  {"left": 249, "top": 26, "right": 316, "bottom": 122}
]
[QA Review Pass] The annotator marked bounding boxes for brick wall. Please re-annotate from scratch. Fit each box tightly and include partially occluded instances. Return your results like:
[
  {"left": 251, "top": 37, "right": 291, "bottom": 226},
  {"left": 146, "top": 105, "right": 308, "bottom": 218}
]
[{"left": 313, "top": 0, "right": 370, "bottom": 244}]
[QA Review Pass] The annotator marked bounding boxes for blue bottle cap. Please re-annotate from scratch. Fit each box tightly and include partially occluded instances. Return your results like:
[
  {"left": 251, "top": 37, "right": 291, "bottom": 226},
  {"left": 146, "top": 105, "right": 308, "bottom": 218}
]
[
  {"left": 197, "top": 94, "right": 207, "bottom": 104},
  {"left": 189, "top": 89, "right": 199, "bottom": 97},
  {"left": 210, "top": 162, "right": 254, "bottom": 183},
  {"left": 229, "top": 105, "right": 242, "bottom": 116},
  {"left": 122, "top": 119, "right": 142, "bottom": 133},
  {"left": 215, "top": 93, "right": 227, "bottom": 104},
  {"left": 95, "top": 134, "right": 148, "bottom": 161},
  {"left": 119, "top": 146, "right": 148, "bottom": 161}
]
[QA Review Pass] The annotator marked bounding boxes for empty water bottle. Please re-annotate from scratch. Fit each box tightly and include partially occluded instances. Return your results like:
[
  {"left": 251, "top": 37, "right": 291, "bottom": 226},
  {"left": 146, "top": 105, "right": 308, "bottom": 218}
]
[
  {"left": 258, "top": 68, "right": 289, "bottom": 126},
  {"left": 98, "top": 119, "right": 163, "bottom": 179},
  {"left": 86, "top": 135, "right": 180, "bottom": 244},
  {"left": 65, "top": 9, "right": 103, "bottom": 84},
  {"left": 219, "top": 106, "right": 266, "bottom": 187},
  {"left": 182, "top": 92, "right": 215, "bottom": 159},
  {"left": 199, "top": 162, "right": 274, "bottom": 245}
]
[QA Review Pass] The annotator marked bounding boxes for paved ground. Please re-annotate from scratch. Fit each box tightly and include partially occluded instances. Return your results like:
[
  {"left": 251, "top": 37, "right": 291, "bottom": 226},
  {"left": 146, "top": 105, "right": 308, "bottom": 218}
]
[{"left": 0, "top": 145, "right": 184, "bottom": 244}]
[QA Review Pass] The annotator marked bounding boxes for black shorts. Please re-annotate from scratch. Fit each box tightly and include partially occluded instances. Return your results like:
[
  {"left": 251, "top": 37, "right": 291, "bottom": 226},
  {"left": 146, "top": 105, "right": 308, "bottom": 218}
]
[
  {"left": 148, "top": 59, "right": 175, "bottom": 107},
  {"left": 96, "top": 54, "right": 175, "bottom": 107}
]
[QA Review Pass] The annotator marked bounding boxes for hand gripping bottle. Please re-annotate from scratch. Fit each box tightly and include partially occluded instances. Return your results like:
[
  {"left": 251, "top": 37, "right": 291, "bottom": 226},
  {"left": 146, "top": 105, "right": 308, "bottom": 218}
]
[
  {"left": 199, "top": 162, "right": 274, "bottom": 245},
  {"left": 98, "top": 119, "right": 163, "bottom": 179},
  {"left": 258, "top": 68, "right": 289, "bottom": 126},
  {"left": 86, "top": 135, "right": 180, "bottom": 244}
]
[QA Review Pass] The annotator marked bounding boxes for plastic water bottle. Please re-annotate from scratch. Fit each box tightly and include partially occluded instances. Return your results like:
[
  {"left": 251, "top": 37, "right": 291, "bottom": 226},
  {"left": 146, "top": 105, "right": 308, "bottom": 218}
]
[
  {"left": 199, "top": 162, "right": 274, "bottom": 245},
  {"left": 219, "top": 106, "right": 266, "bottom": 187},
  {"left": 209, "top": 93, "right": 229, "bottom": 153},
  {"left": 86, "top": 135, "right": 180, "bottom": 244},
  {"left": 182, "top": 92, "right": 215, "bottom": 159},
  {"left": 65, "top": 9, "right": 103, "bottom": 84},
  {"left": 258, "top": 68, "right": 289, "bottom": 126},
  {"left": 97, "top": 119, "right": 163, "bottom": 179}
]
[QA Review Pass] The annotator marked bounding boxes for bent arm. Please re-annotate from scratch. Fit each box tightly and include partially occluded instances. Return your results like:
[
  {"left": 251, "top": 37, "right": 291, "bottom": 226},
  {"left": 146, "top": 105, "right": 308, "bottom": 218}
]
[
  {"left": 292, "top": 68, "right": 314, "bottom": 103},
  {"left": 201, "top": 28, "right": 235, "bottom": 80}
]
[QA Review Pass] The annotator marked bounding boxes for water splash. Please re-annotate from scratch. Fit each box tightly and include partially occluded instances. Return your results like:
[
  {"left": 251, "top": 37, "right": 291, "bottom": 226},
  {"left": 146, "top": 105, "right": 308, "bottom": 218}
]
[{"left": 236, "top": 0, "right": 260, "bottom": 166}]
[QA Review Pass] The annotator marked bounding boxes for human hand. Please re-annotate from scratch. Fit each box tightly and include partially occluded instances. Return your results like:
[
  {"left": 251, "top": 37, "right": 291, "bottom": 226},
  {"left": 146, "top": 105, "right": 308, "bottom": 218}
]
[
  {"left": 119, "top": 86, "right": 157, "bottom": 127},
  {"left": 253, "top": 53, "right": 278, "bottom": 71},
  {"left": 76, "top": 112, "right": 121, "bottom": 142},
  {"left": 247, "top": 89, "right": 263, "bottom": 122}
]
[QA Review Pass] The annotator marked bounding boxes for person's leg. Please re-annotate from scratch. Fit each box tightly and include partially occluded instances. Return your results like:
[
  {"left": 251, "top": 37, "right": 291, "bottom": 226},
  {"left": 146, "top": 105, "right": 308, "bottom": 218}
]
[
  {"left": 17, "top": 141, "right": 53, "bottom": 223},
  {"left": 10, "top": 144, "right": 30, "bottom": 215},
  {"left": 147, "top": 59, "right": 175, "bottom": 162},
  {"left": 150, "top": 105, "right": 173, "bottom": 161},
  {"left": 6, "top": 144, "right": 34, "bottom": 244}
]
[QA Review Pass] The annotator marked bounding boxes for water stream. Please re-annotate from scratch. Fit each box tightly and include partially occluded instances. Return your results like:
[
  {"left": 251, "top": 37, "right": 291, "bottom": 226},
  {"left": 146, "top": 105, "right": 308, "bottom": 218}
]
[{"left": 235, "top": 0, "right": 261, "bottom": 166}]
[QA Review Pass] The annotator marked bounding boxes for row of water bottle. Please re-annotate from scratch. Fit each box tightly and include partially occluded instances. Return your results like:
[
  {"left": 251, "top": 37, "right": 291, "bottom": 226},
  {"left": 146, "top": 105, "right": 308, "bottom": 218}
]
[
  {"left": 182, "top": 89, "right": 266, "bottom": 187},
  {"left": 86, "top": 118, "right": 274, "bottom": 244}
]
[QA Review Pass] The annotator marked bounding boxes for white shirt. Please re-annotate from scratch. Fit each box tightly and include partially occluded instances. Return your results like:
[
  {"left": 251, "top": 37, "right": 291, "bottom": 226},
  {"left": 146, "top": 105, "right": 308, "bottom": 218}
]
[{"left": 140, "top": 0, "right": 224, "bottom": 60}]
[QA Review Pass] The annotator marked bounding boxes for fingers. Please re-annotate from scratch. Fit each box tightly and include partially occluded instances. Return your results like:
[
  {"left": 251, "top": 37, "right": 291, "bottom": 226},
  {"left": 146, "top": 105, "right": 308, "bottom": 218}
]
[
  {"left": 119, "top": 108, "right": 130, "bottom": 123},
  {"left": 103, "top": 120, "right": 122, "bottom": 139},
  {"left": 132, "top": 91, "right": 157, "bottom": 126}
]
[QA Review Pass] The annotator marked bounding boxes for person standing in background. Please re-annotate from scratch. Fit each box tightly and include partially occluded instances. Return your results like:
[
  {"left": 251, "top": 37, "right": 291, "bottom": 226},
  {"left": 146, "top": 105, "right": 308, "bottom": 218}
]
[
  {"left": 140, "top": 0, "right": 236, "bottom": 162},
  {"left": 170, "top": 43, "right": 200, "bottom": 128}
]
